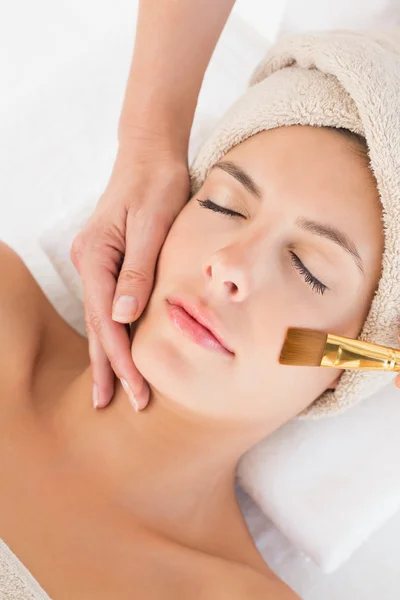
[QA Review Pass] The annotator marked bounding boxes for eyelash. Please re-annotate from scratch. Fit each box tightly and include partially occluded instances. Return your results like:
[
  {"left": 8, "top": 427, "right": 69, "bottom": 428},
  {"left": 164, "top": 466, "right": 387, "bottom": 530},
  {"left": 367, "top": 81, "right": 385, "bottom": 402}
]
[
  {"left": 197, "top": 198, "right": 328, "bottom": 296},
  {"left": 197, "top": 198, "right": 243, "bottom": 218},
  {"left": 288, "top": 251, "right": 327, "bottom": 295}
]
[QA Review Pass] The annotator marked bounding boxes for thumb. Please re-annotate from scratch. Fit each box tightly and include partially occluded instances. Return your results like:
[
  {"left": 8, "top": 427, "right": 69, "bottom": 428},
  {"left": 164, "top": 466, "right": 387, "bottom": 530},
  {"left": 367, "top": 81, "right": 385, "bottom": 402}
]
[{"left": 112, "top": 209, "right": 167, "bottom": 324}]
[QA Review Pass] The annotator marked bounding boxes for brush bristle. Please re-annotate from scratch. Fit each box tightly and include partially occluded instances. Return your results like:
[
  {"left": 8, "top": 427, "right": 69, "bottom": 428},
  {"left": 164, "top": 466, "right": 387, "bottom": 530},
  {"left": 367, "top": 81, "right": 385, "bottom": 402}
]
[{"left": 279, "top": 328, "right": 328, "bottom": 367}]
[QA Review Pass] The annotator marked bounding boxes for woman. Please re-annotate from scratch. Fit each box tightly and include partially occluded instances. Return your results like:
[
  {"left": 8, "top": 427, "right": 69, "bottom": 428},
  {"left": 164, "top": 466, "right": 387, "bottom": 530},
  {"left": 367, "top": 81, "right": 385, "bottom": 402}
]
[{"left": 0, "top": 29, "right": 398, "bottom": 599}]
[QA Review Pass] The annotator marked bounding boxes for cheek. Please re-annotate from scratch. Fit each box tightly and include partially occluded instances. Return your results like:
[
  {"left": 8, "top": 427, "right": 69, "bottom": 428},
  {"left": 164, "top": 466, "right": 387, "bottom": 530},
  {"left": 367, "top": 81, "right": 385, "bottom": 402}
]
[
  {"left": 155, "top": 203, "right": 205, "bottom": 281},
  {"left": 239, "top": 352, "right": 340, "bottom": 426},
  {"left": 237, "top": 291, "right": 344, "bottom": 424}
]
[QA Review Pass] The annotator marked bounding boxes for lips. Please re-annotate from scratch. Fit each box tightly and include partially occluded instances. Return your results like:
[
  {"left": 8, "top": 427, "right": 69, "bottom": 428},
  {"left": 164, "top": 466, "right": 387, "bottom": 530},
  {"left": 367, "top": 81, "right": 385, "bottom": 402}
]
[{"left": 166, "top": 296, "right": 234, "bottom": 355}]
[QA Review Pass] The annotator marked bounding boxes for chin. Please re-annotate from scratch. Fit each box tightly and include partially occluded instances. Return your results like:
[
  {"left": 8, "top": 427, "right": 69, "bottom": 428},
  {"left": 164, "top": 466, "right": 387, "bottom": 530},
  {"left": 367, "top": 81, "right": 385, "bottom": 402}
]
[
  {"left": 130, "top": 310, "right": 202, "bottom": 408},
  {"left": 130, "top": 299, "right": 239, "bottom": 418}
]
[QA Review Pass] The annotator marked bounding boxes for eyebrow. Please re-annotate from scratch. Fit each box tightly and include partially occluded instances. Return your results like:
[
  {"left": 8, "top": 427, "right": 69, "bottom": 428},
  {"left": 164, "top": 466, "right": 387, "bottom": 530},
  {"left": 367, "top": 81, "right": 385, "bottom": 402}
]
[
  {"left": 295, "top": 218, "right": 364, "bottom": 275},
  {"left": 212, "top": 160, "right": 262, "bottom": 199},
  {"left": 211, "top": 159, "right": 365, "bottom": 275}
]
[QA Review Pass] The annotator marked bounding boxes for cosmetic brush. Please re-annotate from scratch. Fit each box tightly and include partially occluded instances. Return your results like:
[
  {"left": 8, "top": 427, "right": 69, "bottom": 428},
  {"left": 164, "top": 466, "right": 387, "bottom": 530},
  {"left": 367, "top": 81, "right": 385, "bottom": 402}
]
[{"left": 279, "top": 327, "right": 400, "bottom": 371}]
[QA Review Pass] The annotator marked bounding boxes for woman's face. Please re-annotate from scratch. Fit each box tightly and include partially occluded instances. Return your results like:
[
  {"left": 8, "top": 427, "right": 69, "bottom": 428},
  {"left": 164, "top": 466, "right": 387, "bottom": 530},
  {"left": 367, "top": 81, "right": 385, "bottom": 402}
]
[{"left": 131, "top": 125, "right": 383, "bottom": 432}]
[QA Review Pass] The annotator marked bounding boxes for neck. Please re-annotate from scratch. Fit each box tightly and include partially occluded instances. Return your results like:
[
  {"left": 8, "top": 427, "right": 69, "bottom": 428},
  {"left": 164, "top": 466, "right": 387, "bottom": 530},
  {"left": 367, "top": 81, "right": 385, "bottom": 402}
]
[{"left": 49, "top": 366, "right": 258, "bottom": 560}]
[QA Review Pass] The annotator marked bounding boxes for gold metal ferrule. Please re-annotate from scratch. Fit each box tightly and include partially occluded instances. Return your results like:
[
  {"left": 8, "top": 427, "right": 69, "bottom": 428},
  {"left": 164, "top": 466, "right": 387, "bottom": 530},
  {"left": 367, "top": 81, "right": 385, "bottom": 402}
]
[{"left": 321, "top": 334, "right": 400, "bottom": 372}]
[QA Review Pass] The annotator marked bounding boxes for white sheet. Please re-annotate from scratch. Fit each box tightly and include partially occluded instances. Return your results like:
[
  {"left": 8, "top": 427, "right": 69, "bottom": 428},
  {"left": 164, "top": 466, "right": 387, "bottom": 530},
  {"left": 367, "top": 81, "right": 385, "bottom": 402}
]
[{"left": 2, "top": 1, "right": 400, "bottom": 598}]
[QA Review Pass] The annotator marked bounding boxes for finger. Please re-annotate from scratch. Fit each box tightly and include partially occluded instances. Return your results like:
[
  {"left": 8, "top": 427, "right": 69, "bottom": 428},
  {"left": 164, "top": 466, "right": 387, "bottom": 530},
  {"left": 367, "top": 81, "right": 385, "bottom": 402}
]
[
  {"left": 81, "top": 244, "right": 150, "bottom": 409},
  {"left": 72, "top": 232, "right": 117, "bottom": 408},
  {"left": 70, "top": 230, "right": 86, "bottom": 274},
  {"left": 112, "top": 207, "right": 171, "bottom": 324},
  {"left": 88, "top": 319, "right": 151, "bottom": 411},
  {"left": 87, "top": 329, "right": 115, "bottom": 408}
]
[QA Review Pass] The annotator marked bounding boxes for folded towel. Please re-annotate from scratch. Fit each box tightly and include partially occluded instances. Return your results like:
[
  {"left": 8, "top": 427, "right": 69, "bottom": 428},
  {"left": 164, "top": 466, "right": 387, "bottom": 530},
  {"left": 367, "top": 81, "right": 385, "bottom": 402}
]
[{"left": 238, "top": 384, "right": 400, "bottom": 572}]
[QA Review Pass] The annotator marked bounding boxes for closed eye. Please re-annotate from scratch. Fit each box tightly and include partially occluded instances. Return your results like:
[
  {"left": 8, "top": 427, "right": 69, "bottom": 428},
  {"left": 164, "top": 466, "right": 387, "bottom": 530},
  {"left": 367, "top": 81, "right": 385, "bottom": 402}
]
[
  {"left": 197, "top": 198, "right": 245, "bottom": 218},
  {"left": 289, "top": 251, "right": 328, "bottom": 295},
  {"left": 198, "top": 198, "right": 328, "bottom": 295}
]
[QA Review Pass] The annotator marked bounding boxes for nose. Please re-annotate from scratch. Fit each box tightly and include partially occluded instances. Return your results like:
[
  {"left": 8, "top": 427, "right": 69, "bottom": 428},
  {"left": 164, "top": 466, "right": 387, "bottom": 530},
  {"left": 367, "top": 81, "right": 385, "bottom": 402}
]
[{"left": 203, "top": 243, "right": 255, "bottom": 302}]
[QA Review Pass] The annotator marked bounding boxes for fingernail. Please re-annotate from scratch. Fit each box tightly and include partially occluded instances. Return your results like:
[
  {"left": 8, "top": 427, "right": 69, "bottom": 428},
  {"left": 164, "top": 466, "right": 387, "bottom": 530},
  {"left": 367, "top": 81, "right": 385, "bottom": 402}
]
[
  {"left": 112, "top": 295, "right": 137, "bottom": 322},
  {"left": 93, "top": 383, "right": 99, "bottom": 409},
  {"left": 120, "top": 378, "right": 139, "bottom": 412}
]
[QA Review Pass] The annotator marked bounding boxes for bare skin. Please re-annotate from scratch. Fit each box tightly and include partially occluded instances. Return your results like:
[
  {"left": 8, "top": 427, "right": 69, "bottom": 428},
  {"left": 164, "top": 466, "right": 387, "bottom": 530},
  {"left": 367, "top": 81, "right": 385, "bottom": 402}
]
[{"left": 0, "top": 243, "right": 298, "bottom": 599}]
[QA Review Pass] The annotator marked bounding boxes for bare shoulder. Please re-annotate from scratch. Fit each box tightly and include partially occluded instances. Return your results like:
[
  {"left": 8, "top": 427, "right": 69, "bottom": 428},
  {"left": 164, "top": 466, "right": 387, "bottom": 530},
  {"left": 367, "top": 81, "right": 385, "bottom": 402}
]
[
  {"left": 0, "top": 241, "right": 85, "bottom": 406},
  {"left": 0, "top": 242, "right": 47, "bottom": 388}
]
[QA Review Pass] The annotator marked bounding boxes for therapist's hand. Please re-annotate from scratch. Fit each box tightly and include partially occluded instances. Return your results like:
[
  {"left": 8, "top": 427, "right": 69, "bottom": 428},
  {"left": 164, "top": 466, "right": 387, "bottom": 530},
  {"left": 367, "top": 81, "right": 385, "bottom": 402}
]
[{"left": 70, "top": 137, "right": 190, "bottom": 411}]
